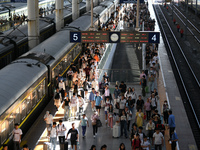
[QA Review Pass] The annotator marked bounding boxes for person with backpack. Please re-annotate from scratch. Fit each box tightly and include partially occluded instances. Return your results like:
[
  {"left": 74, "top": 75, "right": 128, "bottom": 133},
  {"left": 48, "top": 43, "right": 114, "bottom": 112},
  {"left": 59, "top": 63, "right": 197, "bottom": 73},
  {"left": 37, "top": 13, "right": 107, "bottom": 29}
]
[
  {"left": 137, "top": 126, "right": 145, "bottom": 142},
  {"left": 48, "top": 122, "right": 58, "bottom": 150},
  {"left": 44, "top": 111, "right": 53, "bottom": 136},
  {"left": 57, "top": 120, "right": 67, "bottom": 147},
  {"left": 95, "top": 92, "right": 102, "bottom": 115},
  {"left": 132, "top": 134, "right": 141, "bottom": 150}
]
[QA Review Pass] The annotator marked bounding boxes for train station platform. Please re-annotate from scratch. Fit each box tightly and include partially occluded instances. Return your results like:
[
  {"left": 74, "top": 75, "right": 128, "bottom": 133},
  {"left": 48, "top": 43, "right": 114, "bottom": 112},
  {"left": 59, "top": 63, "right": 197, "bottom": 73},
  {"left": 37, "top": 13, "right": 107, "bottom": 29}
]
[{"left": 20, "top": 1, "right": 198, "bottom": 150}]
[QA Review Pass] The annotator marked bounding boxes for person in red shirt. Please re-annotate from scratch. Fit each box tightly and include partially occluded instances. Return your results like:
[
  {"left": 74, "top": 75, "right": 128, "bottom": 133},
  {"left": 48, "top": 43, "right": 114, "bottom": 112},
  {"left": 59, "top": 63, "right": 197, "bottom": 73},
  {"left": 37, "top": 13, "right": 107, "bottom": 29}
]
[
  {"left": 177, "top": 24, "right": 180, "bottom": 32},
  {"left": 132, "top": 134, "right": 141, "bottom": 150},
  {"left": 84, "top": 65, "right": 91, "bottom": 81},
  {"left": 173, "top": 18, "right": 176, "bottom": 24},
  {"left": 180, "top": 28, "right": 184, "bottom": 37}
]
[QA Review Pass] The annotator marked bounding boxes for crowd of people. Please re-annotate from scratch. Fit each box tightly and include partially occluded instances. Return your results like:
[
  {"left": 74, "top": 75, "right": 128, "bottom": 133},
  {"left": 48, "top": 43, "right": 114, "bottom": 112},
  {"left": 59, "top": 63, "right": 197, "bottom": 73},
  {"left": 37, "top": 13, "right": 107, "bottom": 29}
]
[{"left": 4, "top": 2, "right": 180, "bottom": 150}]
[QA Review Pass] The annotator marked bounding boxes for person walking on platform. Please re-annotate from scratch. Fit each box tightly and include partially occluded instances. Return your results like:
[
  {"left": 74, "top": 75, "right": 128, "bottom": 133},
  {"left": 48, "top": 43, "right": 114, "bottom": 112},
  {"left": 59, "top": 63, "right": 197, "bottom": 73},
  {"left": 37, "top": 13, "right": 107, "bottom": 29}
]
[
  {"left": 148, "top": 74, "right": 155, "bottom": 93},
  {"left": 80, "top": 113, "right": 89, "bottom": 138},
  {"left": 95, "top": 92, "right": 102, "bottom": 115},
  {"left": 70, "top": 93, "right": 78, "bottom": 119},
  {"left": 135, "top": 108, "right": 144, "bottom": 128},
  {"left": 152, "top": 129, "right": 164, "bottom": 150},
  {"left": 54, "top": 88, "right": 62, "bottom": 110},
  {"left": 141, "top": 75, "right": 147, "bottom": 97},
  {"left": 162, "top": 100, "right": 169, "bottom": 124},
  {"left": 119, "top": 81, "right": 127, "bottom": 95},
  {"left": 171, "top": 131, "right": 178, "bottom": 150},
  {"left": 120, "top": 110, "right": 128, "bottom": 138},
  {"left": 89, "top": 88, "right": 96, "bottom": 111},
  {"left": 84, "top": 65, "right": 91, "bottom": 81},
  {"left": 12, "top": 123, "right": 22, "bottom": 150},
  {"left": 136, "top": 95, "right": 144, "bottom": 112},
  {"left": 57, "top": 120, "right": 66, "bottom": 146},
  {"left": 91, "top": 111, "right": 99, "bottom": 138},
  {"left": 63, "top": 92, "right": 70, "bottom": 121},
  {"left": 48, "top": 122, "right": 57, "bottom": 150},
  {"left": 168, "top": 110, "right": 176, "bottom": 139},
  {"left": 66, "top": 123, "right": 79, "bottom": 150},
  {"left": 67, "top": 67, "right": 73, "bottom": 88},
  {"left": 177, "top": 24, "right": 180, "bottom": 32},
  {"left": 180, "top": 28, "right": 184, "bottom": 38},
  {"left": 44, "top": 111, "right": 53, "bottom": 136}
]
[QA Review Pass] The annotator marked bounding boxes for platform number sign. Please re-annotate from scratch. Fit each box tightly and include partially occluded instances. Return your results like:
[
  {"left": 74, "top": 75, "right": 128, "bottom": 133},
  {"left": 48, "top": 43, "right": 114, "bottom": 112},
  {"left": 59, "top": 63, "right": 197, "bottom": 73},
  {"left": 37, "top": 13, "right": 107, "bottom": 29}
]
[
  {"left": 148, "top": 32, "right": 160, "bottom": 43},
  {"left": 70, "top": 32, "right": 81, "bottom": 43}
]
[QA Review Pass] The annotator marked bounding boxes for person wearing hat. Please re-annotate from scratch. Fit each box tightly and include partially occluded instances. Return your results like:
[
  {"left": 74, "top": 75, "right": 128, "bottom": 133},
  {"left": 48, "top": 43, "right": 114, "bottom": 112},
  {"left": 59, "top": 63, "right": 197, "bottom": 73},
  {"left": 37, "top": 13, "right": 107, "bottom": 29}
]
[
  {"left": 12, "top": 123, "right": 22, "bottom": 150},
  {"left": 80, "top": 113, "right": 89, "bottom": 138}
]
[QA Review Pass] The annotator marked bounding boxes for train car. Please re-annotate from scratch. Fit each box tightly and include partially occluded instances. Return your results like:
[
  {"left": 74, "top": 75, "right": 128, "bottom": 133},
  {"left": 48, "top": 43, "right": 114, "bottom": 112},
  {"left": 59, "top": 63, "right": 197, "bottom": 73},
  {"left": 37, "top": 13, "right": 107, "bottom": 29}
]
[
  {"left": 0, "top": 0, "right": 118, "bottom": 148},
  {"left": 180, "top": 0, "right": 200, "bottom": 14},
  {"left": 0, "top": 2, "right": 87, "bottom": 69}
]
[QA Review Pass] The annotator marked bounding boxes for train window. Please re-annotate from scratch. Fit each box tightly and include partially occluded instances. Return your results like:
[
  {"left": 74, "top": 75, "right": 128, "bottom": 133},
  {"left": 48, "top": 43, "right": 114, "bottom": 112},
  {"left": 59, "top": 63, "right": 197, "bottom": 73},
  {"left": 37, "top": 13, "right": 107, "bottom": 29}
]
[
  {"left": 9, "top": 114, "right": 14, "bottom": 136},
  {"left": 1, "top": 122, "right": 7, "bottom": 144},
  {"left": 32, "top": 91, "right": 36, "bottom": 107},
  {"left": 26, "top": 96, "right": 32, "bottom": 114},
  {"left": 15, "top": 107, "right": 20, "bottom": 124},
  {"left": 21, "top": 100, "right": 26, "bottom": 120}
]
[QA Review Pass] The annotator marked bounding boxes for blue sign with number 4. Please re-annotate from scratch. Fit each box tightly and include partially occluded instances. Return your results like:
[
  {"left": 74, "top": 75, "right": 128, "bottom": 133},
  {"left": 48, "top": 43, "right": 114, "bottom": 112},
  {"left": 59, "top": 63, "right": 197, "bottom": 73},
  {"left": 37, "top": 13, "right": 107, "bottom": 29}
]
[
  {"left": 148, "top": 32, "right": 160, "bottom": 43},
  {"left": 70, "top": 32, "right": 81, "bottom": 43}
]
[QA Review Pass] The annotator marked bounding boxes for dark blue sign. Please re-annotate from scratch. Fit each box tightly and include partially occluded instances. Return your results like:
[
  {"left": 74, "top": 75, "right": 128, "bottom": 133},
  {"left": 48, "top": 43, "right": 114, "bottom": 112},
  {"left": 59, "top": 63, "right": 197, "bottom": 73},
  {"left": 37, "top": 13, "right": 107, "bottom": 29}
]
[
  {"left": 70, "top": 32, "right": 81, "bottom": 43},
  {"left": 11, "top": 0, "right": 27, "bottom": 2},
  {"left": 148, "top": 32, "right": 160, "bottom": 43},
  {"left": 120, "top": 0, "right": 144, "bottom": 3}
]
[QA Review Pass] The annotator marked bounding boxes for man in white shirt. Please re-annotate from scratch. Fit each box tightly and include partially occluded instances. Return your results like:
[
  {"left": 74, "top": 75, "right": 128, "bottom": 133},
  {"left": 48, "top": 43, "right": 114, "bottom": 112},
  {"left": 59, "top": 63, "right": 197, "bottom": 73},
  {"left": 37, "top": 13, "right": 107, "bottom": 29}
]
[
  {"left": 44, "top": 111, "right": 53, "bottom": 136},
  {"left": 12, "top": 123, "right": 22, "bottom": 150},
  {"left": 119, "top": 95, "right": 126, "bottom": 115},
  {"left": 153, "top": 129, "right": 164, "bottom": 150},
  {"left": 48, "top": 122, "right": 57, "bottom": 150},
  {"left": 57, "top": 120, "right": 66, "bottom": 148}
]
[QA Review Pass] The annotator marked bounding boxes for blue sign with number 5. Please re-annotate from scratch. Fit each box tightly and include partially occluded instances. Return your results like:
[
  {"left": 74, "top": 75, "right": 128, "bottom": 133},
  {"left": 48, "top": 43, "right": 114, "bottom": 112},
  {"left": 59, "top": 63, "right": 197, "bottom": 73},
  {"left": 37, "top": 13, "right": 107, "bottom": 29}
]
[
  {"left": 148, "top": 32, "right": 160, "bottom": 43},
  {"left": 70, "top": 32, "right": 81, "bottom": 43}
]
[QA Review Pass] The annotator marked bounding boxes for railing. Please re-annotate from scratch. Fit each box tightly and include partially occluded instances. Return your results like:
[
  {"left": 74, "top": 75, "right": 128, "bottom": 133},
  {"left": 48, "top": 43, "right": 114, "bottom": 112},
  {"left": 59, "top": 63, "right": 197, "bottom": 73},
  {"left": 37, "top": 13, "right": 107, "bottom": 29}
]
[{"left": 99, "top": 69, "right": 140, "bottom": 83}]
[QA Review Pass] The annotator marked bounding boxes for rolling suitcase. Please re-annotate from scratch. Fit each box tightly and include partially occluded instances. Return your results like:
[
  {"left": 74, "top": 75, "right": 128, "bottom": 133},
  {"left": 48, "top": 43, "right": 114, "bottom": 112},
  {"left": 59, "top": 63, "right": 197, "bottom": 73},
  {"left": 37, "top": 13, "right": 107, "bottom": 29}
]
[
  {"left": 60, "top": 141, "right": 68, "bottom": 150},
  {"left": 113, "top": 125, "right": 120, "bottom": 138}
]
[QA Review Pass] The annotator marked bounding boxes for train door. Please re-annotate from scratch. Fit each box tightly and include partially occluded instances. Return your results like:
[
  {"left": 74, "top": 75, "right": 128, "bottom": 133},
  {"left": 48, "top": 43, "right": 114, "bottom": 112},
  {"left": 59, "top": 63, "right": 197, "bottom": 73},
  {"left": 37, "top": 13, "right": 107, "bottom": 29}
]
[
  {"left": 21, "top": 100, "right": 26, "bottom": 121},
  {"left": 1, "top": 121, "right": 7, "bottom": 145},
  {"left": 15, "top": 107, "right": 20, "bottom": 124},
  {"left": 26, "top": 95, "right": 32, "bottom": 114},
  {"left": 9, "top": 114, "right": 14, "bottom": 137}
]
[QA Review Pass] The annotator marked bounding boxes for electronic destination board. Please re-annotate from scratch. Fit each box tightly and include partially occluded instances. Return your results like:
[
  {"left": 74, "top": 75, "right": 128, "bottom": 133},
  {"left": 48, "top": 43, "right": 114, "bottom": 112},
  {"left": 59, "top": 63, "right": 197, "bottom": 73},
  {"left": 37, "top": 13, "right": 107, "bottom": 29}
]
[{"left": 70, "top": 31, "right": 160, "bottom": 43}]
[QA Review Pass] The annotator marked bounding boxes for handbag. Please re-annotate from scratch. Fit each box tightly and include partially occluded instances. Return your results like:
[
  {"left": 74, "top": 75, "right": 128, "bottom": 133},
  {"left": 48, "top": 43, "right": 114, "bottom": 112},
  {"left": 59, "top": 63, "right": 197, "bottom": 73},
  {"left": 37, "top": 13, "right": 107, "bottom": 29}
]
[
  {"left": 143, "top": 113, "right": 147, "bottom": 120},
  {"left": 92, "top": 122, "right": 96, "bottom": 126},
  {"left": 145, "top": 86, "right": 149, "bottom": 93},
  {"left": 96, "top": 119, "right": 102, "bottom": 127}
]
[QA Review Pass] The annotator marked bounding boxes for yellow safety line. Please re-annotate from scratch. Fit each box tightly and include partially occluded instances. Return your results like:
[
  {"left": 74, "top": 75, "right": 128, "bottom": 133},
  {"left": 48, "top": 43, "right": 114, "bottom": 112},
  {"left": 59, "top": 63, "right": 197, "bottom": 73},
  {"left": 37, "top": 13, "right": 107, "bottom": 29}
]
[
  {"left": 0, "top": 94, "right": 46, "bottom": 150},
  {"left": 0, "top": 51, "right": 13, "bottom": 60},
  {"left": 18, "top": 41, "right": 28, "bottom": 48},
  {"left": 52, "top": 44, "right": 78, "bottom": 70},
  {"left": 0, "top": 77, "right": 46, "bottom": 125}
]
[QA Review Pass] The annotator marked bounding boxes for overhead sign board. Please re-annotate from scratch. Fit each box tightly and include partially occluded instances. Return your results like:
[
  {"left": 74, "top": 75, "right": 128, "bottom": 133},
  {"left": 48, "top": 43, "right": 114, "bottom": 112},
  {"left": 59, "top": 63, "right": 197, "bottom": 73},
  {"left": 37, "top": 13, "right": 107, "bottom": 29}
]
[
  {"left": 70, "top": 31, "right": 160, "bottom": 43},
  {"left": 120, "top": 0, "right": 144, "bottom": 3},
  {"left": 11, "top": 0, "right": 27, "bottom": 2}
]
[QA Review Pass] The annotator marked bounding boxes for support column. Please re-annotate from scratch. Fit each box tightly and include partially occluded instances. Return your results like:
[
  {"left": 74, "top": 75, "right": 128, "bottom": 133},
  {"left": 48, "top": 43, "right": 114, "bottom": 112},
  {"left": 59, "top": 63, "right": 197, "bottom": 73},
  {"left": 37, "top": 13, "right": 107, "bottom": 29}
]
[
  {"left": 55, "top": 0, "right": 64, "bottom": 31},
  {"left": 28, "top": 0, "right": 39, "bottom": 49},
  {"left": 72, "top": 0, "right": 79, "bottom": 21},
  {"left": 135, "top": 0, "right": 140, "bottom": 30},
  {"left": 86, "top": 0, "right": 91, "bottom": 11}
]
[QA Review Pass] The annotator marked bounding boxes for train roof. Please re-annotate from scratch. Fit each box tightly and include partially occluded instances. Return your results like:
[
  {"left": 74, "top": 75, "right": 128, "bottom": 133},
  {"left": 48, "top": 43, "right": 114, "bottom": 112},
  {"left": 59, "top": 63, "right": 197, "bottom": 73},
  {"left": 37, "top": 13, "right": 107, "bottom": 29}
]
[
  {"left": 21, "top": 2, "right": 111, "bottom": 65},
  {"left": 0, "top": 58, "right": 47, "bottom": 116}
]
